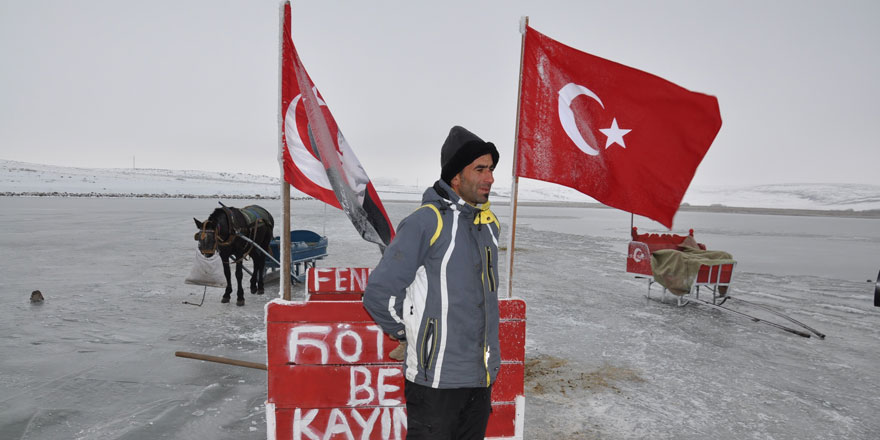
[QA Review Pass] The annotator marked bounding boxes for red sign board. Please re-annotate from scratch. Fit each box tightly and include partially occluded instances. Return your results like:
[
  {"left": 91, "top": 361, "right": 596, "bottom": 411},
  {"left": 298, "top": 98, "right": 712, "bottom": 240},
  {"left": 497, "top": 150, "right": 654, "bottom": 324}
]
[
  {"left": 268, "top": 401, "right": 520, "bottom": 440},
  {"left": 307, "top": 267, "right": 371, "bottom": 294},
  {"left": 266, "top": 298, "right": 526, "bottom": 439}
]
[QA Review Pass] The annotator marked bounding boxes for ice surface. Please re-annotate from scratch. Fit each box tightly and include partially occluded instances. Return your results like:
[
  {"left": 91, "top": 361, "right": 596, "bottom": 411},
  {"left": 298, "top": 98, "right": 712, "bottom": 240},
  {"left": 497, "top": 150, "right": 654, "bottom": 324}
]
[
  {"left": 1, "top": 162, "right": 879, "bottom": 439},
  {"left": 1, "top": 197, "right": 878, "bottom": 439}
]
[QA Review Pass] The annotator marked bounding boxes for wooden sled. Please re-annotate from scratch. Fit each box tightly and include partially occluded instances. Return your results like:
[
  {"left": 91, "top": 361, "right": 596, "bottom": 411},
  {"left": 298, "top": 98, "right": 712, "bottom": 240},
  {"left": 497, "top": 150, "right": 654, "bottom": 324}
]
[
  {"left": 264, "top": 230, "right": 328, "bottom": 284},
  {"left": 626, "top": 227, "right": 736, "bottom": 306}
]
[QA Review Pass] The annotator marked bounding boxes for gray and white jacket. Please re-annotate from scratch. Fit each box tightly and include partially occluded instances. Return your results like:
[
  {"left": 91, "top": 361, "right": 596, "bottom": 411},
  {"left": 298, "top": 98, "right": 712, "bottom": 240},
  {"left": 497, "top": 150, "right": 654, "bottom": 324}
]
[{"left": 363, "top": 180, "right": 501, "bottom": 389}]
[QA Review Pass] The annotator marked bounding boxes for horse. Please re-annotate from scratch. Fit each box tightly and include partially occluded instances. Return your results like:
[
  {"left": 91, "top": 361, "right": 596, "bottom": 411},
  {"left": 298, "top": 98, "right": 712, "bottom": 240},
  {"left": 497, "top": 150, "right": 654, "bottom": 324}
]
[{"left": 193, "top": 204, "right": 275, "bottom": 306}]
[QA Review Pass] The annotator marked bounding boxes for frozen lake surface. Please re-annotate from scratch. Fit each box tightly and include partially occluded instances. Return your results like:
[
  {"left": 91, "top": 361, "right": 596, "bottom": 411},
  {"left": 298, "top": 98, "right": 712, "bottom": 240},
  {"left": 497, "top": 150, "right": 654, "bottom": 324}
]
[{"left": 1, "top": 197, "right": 878, "bottom": 439}]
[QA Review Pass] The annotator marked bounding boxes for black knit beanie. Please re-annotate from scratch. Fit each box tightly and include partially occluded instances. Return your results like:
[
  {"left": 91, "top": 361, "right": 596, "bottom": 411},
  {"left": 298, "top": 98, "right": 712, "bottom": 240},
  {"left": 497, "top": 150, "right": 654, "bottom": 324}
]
[{"left": 440, "top": 126, "right": 499, "bottom": 184}]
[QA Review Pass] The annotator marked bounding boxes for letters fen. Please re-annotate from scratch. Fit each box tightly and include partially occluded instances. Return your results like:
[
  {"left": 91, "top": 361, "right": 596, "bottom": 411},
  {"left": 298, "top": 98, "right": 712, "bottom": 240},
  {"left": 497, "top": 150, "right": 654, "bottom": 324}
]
[
  {"left": 307, "top": 267, "right": 371, "bottom": 301},
  {"left": 268, "top": 3, "right": 526, "bottom": 439}
]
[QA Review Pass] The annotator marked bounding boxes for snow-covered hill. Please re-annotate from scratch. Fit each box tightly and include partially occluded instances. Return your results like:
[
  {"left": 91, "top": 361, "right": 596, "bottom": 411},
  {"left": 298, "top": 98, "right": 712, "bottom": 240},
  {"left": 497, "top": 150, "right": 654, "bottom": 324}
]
[{"left": 2, "top": 159, "right": 880, "bottom": 211}]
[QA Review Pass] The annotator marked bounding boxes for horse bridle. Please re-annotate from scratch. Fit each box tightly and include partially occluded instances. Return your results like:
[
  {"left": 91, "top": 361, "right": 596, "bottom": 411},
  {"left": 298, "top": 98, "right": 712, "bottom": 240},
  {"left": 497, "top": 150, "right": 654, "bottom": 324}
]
[
  {"left": 193, "top": 208, "right": 236, "bottom": 257},
  {"left": 195, "top": 221, "right": 220, "bottom": 256}
]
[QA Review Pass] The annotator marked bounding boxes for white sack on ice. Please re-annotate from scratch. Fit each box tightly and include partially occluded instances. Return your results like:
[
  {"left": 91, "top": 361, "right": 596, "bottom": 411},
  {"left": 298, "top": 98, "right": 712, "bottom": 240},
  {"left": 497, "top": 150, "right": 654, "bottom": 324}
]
[{"left": 184, "top": 250, "right": 227, "bottom": 288}]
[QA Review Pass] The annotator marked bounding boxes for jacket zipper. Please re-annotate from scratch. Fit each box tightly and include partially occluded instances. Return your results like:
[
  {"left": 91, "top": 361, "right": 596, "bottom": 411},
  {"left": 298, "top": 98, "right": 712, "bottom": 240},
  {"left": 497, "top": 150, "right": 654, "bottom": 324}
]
[
  {"left": 485, "top": 247, "right": 496, "bottom": 292},
  {"left": 420, "top": 318, "right": 437, "bottom": 381},
  {"left": 483, "top": 245, "right": 493, "bottom": 386}
]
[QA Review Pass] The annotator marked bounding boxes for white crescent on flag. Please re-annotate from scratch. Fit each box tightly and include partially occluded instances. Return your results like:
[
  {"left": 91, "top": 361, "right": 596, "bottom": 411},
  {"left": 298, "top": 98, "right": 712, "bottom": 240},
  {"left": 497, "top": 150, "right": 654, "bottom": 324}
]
[
  {"left": 557, "top": 82, "right": 603, "bottom": 156},
  {"left": 284, "top": 94, "right": 332, "bottom": 190}
]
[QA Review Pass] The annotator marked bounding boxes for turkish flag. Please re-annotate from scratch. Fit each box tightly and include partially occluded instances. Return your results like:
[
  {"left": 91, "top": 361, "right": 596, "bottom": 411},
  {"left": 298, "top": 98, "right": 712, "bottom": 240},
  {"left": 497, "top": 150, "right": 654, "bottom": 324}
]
[
  {"left": 516, "top": 26, "right": 722, "bottom": 228},
  {"left": 279, "top": 2, "right": 394, "bottom": 246}
]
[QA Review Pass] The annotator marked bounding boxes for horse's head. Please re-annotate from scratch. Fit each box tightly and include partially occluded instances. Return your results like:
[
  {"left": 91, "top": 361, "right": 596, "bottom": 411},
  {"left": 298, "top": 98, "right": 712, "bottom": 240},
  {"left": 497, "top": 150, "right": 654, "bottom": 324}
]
[
  {"left": 193, "top": 217, "right": 218, "bottom": 257},
  {"left": 193, "top": 209, "right": 232, "bottom": 257}
]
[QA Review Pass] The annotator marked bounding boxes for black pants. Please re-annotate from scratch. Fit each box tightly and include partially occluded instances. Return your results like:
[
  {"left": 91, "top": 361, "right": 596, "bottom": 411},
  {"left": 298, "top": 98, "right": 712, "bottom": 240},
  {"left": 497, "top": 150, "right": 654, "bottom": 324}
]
[{"left": 404, "top": 380, "right": 492, "bottom": 440}]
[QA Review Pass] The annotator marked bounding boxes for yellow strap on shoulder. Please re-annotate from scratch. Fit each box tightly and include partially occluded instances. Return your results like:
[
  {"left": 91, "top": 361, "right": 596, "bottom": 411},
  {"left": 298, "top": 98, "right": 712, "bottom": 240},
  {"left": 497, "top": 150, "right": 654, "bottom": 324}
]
[
  {"left": 475, "top": 209, "right": 500, "bottom": 230},
  {"left": 420, "top": 204, "right": 443, "bottom": 246}
]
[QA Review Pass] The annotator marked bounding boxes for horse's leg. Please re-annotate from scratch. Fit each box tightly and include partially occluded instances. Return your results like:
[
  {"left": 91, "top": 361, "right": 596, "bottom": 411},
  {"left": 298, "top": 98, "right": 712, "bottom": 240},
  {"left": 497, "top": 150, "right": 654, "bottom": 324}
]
[
  {"left": 221, "top": 254, "right": 232, "bottom": 303},
  {"left": 250, "top": 256, "right": 259, "bottom": 294},
  {"left": 258, "top": 238, "right": 273, "bottom": 294},
  {"left": 254, "top": 253, "right": 265, "bottom": 295},
  {"left": 235, "top": 261, "right": 245, "bottom": 306}
]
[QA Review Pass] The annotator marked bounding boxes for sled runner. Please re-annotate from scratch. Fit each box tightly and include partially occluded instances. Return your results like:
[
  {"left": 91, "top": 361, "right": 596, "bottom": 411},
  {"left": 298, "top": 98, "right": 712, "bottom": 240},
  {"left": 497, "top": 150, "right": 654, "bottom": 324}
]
[{"left": 626, "top": 227, "right": 736, "bottom": 306}]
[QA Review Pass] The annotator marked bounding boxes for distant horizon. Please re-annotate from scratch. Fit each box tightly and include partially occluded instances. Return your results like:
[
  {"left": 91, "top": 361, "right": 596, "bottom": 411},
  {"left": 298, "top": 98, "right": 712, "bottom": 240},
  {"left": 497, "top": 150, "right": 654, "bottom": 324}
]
[
  {"left": 5, "top": 157, "right": 880, "bottom": 189},
  {"left": 3, "top": 158, "right": 880, "bottom": 216}
]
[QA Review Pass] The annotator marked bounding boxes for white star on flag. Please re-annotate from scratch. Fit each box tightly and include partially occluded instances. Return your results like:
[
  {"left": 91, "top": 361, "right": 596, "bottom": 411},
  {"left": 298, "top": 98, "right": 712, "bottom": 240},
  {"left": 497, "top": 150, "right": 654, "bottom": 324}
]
[{"left": 599, "top": 118, "right": 631, "bottom": 149}]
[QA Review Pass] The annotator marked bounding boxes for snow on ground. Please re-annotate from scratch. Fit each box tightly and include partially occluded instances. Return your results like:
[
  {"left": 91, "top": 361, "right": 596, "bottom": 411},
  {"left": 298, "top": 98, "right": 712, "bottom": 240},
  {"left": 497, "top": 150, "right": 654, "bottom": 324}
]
[
  {"left": 0, "top": 160, "right": 281, "bottom": 198},
  {"left": 3, "top": 159, "right": 880, "bottom": 211}
]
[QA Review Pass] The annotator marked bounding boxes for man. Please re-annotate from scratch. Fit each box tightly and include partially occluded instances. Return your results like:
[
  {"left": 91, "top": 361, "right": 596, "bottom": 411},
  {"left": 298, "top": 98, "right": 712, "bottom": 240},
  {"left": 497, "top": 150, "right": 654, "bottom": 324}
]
[{"left": 363, "top": 125, "right": 501, "bottom": 439}]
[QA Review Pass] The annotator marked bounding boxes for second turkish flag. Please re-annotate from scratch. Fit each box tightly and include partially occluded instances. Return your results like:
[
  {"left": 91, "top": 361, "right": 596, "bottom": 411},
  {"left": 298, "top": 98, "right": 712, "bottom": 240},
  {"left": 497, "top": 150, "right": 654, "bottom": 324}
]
[{"left": 516, "top": 26, "right": 722, "bottom": 228}]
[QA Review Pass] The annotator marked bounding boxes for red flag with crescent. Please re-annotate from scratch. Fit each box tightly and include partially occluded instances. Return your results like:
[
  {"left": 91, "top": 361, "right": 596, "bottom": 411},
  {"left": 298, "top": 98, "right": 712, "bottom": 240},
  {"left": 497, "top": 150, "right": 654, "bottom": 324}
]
[
  {"left": 516, "top": 26, "right": 722, "bottom": 228},
  {"left": 279, "top": 2, "right": 394, "bottom": 246}
]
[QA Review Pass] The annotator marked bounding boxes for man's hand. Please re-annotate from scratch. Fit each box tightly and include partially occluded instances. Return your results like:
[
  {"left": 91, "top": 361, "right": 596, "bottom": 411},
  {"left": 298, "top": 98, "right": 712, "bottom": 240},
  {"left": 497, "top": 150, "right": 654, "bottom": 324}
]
[{"left": 389, "top": 341, "right": 407, "bottom": 361}]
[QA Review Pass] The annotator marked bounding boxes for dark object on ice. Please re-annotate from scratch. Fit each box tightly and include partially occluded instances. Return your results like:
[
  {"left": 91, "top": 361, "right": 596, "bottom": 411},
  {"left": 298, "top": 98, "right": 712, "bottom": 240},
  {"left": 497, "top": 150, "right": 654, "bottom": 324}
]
[
  {"left": 874, "top": 269, "right": 879, "bottom": 307},
  {"left": 30, "top": 290, "right": 44, "bottom": 303},
  {"left": 194, "top": 203, "right": 274, "bottom": 306},
  {"left": 183, "top": 286, "right": 207, "bottom": 307}
]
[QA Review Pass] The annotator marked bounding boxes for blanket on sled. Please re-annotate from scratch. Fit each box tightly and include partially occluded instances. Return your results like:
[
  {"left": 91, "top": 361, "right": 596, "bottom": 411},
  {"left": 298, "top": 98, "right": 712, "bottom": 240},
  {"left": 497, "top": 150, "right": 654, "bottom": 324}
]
[{"left": 650, "top": 236, "right": 735, "bottom": 295}]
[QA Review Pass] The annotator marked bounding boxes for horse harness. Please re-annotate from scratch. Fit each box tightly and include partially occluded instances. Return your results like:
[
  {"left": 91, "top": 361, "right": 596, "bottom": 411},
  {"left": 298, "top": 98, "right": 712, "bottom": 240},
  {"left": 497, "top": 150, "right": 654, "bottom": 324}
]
[{"left": 197, "top": 205, "right": 272, "bottom": 265}]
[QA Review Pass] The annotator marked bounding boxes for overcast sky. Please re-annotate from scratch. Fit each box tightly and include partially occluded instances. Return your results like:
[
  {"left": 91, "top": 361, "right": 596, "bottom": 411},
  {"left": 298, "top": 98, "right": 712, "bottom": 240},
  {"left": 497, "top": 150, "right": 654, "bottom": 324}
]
[{"left": 2, "top": 0, "right": 878, "bottom": 192}]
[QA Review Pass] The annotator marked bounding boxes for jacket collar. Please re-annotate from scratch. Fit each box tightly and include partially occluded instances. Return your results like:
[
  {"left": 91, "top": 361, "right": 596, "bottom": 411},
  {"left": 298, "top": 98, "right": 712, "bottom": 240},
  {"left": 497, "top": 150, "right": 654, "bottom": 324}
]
[{"left": 427, "top": 180, "right": 491, "bottom": 215}]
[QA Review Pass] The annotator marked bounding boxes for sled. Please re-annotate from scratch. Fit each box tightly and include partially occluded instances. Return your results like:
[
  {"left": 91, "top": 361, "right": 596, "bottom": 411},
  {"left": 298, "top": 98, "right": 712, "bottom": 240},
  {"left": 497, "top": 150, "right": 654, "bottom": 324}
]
[
  {"left": 626, "top": 227, "right": 735, "bottom": 306},
  {"left": 625, "top": 227, "right": 825, "bottom": 339},
  {"left": 264, "top": 230, "right": 328, "bottom": 284}
]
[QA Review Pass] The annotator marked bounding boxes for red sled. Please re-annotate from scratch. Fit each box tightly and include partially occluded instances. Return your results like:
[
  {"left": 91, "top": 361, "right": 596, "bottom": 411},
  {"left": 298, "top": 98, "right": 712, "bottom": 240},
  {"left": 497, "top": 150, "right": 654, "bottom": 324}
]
[{"left": 626, "top": 227, "right": 736, "bottom": 306}]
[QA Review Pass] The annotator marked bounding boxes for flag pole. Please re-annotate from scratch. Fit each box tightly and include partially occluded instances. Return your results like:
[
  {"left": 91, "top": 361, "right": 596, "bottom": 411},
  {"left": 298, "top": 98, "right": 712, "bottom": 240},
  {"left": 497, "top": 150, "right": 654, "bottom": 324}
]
[
  {"left": 282, "top": 185, "right": 291, "bottom": 300},
  {"left": 279, "top": 1, "right": 292, "bottom": 301},
  {"left": 506, "top": 16, "right": 528, "bottom": 299}
]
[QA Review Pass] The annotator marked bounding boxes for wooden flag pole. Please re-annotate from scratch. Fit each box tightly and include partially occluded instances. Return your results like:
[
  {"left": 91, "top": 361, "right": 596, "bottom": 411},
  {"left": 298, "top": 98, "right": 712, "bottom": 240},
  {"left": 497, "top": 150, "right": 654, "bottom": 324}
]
[
  {"left": 279, "top": 2, "right": 292, "bottom": 301},
  {"left": 282, "top": 184, "right": 291, "bottom": 300},
  {"left": 506, "top": 16, "right": 529, "bottom": 299}
]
